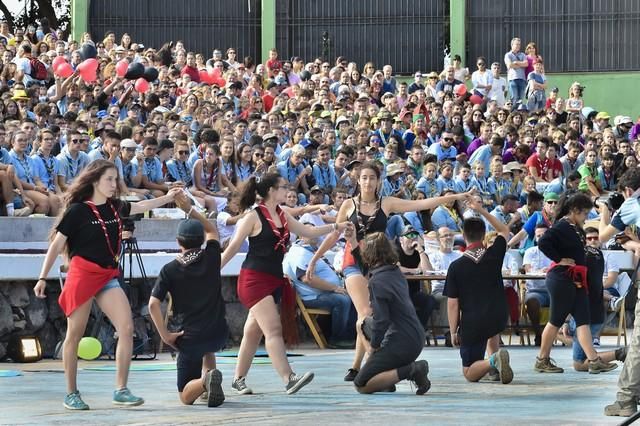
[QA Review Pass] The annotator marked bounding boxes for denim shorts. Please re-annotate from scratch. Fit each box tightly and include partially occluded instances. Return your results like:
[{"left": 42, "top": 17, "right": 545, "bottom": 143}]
[
  {"left": 342, "top": 265, "right": 363, "bottom": 279},
  {"left": 97, "top": 278, "right": 121, "bottom": 295},
  {"left": 524, "top": 289, "right": 551, "bottom": 307},
  {"left": 569, "top": 318, "right": 603, "bottom": 362}
]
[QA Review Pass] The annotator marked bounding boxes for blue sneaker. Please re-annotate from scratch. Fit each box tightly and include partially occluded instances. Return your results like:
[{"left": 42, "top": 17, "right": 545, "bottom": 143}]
[
  {"left": 112, "top": 387, "right": 144, "bottom": 406},
  {"left": 63, "top": 390, "right": 90, "bottom": 410}
]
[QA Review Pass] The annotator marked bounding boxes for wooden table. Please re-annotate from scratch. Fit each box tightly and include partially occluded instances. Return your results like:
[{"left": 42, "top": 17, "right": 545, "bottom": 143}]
[{"left": 404, "top": 274, "right": 546, "bottom": 281}]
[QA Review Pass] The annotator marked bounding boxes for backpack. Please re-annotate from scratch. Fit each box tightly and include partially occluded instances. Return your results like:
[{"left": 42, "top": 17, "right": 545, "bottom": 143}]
[{"left": 29, "top": 57, "right": 48, "bottom": 80}]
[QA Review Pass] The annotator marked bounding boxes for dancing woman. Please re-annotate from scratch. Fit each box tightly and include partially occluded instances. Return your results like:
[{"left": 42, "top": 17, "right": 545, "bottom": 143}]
[
  {"left": 306, "top": 161, "right": 473, "bottom": 381},
  {"left": 534, "top": 192, "right": 618, "bottom": 374},
  {"left": 221, "top": 172, "right": 350, "bottom": 394},
  {"left": 33, "top": 160, "right": 181, "bottom": 410}
]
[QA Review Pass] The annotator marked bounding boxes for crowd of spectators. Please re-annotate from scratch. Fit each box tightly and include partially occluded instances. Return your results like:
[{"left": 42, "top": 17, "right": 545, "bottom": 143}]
[{"left": 0, "top": 23, "right": 638, "bottom": 342}]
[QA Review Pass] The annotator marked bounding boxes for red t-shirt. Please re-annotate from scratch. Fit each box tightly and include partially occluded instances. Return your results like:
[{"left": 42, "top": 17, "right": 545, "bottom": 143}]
[
  {"left": 180, "top": 65, "right": 200, "bottom": 83},
  {"left": 525, "top": 153, "right": 550, "bottom": 180},
  {"left": 549, "top": 158, "right": 563, "bottom": 180},
  {"left": 266, "top": 58, "right": 282, "bottom": 77},
  {"left": 262, "top": 93, "right": 275, "bottom": 112}
]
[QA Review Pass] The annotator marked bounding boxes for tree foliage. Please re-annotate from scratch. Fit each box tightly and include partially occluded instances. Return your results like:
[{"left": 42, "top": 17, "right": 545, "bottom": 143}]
[{"left": 0, "top": 0, "right": 71, "bottom": 32}]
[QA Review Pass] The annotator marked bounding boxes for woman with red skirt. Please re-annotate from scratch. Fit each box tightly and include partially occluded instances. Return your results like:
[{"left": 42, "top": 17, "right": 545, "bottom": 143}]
[
  {"left": 221, "top": 172, "right": 349, "bottom": 395},
  {"left": 33, "top": 160, "right": 181, "bottom": 410}
]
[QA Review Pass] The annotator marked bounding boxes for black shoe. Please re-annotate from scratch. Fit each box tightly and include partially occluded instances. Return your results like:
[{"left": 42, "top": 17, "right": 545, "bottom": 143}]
[
  {"left": 534, "top": 334, "right": 542, "bottom": 347},
  {"left": 616, "top": 346, "right": 629, "bottom": 363},
  {"left": 328, "top": 340, "right": 356, "bottom": 350},
  {"left": 204, "top": 369, "right": 225, "bottom": 407},
  {"left": 344, "top": 368, "right": 359, "bottom": 382},
  {"left": 410, "top": 360, "right": 431, "bottom": 395},
  {"left": 444, "top": 331, "right": 453, "bottom": 348},
  {"left": 285, "top": 371, "right": 314, "bottom": 395}
]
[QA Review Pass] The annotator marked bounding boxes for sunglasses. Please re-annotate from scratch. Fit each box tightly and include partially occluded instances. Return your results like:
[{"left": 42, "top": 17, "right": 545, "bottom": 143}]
[
  {"left": 70, "top": 139, "right": 82, "bottom": 144},
  {"left": 123, "top": 147, "right": 136, "bottom": 152},
  {"left": 443, "top": 137, "right": 454, "bottom": 142},
  {"left": 253, "top": 152, "right": 263, "bottom": 157},
  {"left": 403, "top": 232, "right": 419, "bottom": 239},
  {"left": 546, "top": 200, "right": 558, "bottom": 205},
  {"left": 477, "top": 63, "right": 485, "bottom": 66},
  {"left": 586, "top": 236, "right": 600, "bottom": 241},
  {"left": 178, "top": 150, "right": 189, "bottom": 155}
]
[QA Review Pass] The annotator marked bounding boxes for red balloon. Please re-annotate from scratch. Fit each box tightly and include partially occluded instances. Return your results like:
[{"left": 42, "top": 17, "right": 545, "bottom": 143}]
[
  {"left": 77, "top": 58, "right": 99, "bottom": 82},
  {"left": 134, "top": 78, "right": 149, "bottom": 93},
  {"left": 115, "top": 59, "right": 129, "bottom": 78},
  {"left": 55, "top": 62, "right": 74, "bottom": 78},
  {"left": 199, "top": 69, "right": 211, "bottom": 84},
  {"left": 208, "top": 67, "right": 221, "bottom": 79},
  {"left": 469, "top": 94, "right": 483, "bottom": 105},
  {"left": 52, "top": 56, "right": 67, "bottom": 72},
  {"left": 454, "top": 84, "right": 467, "bottom": 96}
]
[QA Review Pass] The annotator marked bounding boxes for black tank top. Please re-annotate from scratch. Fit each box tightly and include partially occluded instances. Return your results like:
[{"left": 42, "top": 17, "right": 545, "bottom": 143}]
[
  {"left": 349, "top": 198, "right": 388, "bottom": 241},
  {"left": 242, "top": 207, "right": 286, "bottom": 277}
]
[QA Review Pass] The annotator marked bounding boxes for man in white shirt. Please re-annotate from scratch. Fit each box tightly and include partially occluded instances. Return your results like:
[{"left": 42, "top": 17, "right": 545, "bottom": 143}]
[
  {"left": 523, "top": 223, "right": 553, "bottom": 346},
  {"left": 471, "top": 57, "right": 493, "bottom": 98},
  {"left": 487, "top": 62, "right": 507, "bottom": 107},
  {"left": 428, "top": 227, "right": 462, "bottom": 343}
]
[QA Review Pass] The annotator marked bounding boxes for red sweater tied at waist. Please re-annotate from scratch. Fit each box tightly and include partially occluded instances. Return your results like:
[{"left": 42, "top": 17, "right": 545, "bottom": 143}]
[
  {"left": 550, "top": 262, "right": 588, "bottom": 293},
  {"left": 58, "top": 256, "right": 120, "bottom": 317}
]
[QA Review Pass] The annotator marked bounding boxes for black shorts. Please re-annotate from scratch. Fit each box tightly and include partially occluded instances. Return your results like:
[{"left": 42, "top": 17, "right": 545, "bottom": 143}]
[
  {"left": 176, "top": 332, "right": 228, "bottom": 392},
  {"left": 546, "top": 268, "right": 590, "bottom": 328},
  {"left": 353, "top": 338, "right": 422, "bottom": 388},
  {"left": 460, "top": 340, "right": 488, "bottom": 368}
]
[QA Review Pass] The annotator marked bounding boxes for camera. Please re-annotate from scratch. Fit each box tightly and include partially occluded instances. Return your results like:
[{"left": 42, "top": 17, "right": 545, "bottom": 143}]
[{"left": 607, "top": 192, "right": 625, "bottom": 212}]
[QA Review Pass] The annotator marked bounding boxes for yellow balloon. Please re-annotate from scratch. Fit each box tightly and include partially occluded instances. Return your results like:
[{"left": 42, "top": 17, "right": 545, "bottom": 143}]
[{"left": 77, "top": 337, "right": 102, "bottom": 360}]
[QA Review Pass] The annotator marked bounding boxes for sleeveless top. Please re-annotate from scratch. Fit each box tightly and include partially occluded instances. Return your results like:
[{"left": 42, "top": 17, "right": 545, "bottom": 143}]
[
  {"left": 242, "top": 207, "right": 286, "bottom": 277},
  {"left": 348, "top": 198, "right": 388, "bottom": 241}
]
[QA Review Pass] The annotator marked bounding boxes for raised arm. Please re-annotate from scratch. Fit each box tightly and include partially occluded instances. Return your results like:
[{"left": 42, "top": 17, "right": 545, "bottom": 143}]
[
  {"left": 174, "top": 190, "right": 219, "bottom": 242},
  {"left": 129, "top": 187, "right": 180, "bottom": 215},
  {"left": 468, "top": 197, "right": 510, "bottom": 240},
  {"left": 385, "top": 190, "right": 474, "bottom": 215}
]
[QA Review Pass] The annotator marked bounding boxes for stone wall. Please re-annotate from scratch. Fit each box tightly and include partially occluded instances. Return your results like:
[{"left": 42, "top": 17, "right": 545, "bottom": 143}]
[{"left": 0, "top": 277, "right": 251, "bottom": 360}]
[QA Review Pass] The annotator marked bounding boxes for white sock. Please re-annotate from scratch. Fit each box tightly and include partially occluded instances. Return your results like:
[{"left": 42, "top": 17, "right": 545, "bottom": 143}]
[{"left": 5, "top": 203, "right": 14, "bottom": 216}]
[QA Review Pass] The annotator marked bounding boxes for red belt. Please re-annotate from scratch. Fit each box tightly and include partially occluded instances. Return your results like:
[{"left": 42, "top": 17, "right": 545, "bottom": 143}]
[{"left": 550, "top": 262, "right": 588, "bottom": 293}]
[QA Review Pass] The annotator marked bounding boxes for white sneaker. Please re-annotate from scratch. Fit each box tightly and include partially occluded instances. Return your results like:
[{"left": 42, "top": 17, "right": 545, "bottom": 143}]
[{"left": 13, "top": 207, "right": 32, "bottom": 217}]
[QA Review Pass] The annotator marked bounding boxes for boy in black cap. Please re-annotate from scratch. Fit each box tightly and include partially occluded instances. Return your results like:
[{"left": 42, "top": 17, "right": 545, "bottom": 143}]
[{"left": 148, "top": 191, "right": 228, "bottom": 407}]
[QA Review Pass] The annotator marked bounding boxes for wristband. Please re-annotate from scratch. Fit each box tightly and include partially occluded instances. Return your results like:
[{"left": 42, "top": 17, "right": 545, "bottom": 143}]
[
  {"left": 38, "top": 277, "right": 46, "bottom": 281},
  {"left": 332, "top": 223, "right": 338, "bottom": 231}
]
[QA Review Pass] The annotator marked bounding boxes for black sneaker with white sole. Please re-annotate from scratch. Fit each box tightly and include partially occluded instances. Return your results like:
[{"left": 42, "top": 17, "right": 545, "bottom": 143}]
[
  {"left": 410, "top": 360, "right": 431, "bottom": 395},
  {"left": 204, "top": 369, "right": 225, "bottom": 407},
  {"left": 231, "top": 376, "right": 253, "bottom": 395},
  {"left": 285, "top": 371, "right": 314, "bottom": 394}
]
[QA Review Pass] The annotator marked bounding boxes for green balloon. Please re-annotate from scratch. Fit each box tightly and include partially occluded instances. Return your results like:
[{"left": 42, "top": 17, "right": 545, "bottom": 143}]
[{"left": 77, "top": 337, "right": 102, "bottom": 360}]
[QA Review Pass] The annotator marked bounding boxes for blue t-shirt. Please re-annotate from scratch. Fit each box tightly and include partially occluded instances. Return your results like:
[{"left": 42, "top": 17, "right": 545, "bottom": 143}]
[
  {"left": 132, "top": 156, "right": 163, "bottom": 183},
  {"left": 468, "top": 145, "right": 493, "bottom": 177},
  {"left": 282, "top": 243, "right": 342, "bottom": 301},
  {"left": 611, "top": 197, "right": 640, "bottom": 231},
  {"left": 277, "top": 160, "right": 303, "bottom": 184},
  {"left": 31, "top": 153, "right": 61, "bottom": 191},
  {"left": 8, "top": 150, "right": 37, "bottom": 184},
  {"left": 427, "top": 143, "right": 457, "bottom": 162},
  {"left": 312, "top": 164, "right": 337, "bottom": 190}
]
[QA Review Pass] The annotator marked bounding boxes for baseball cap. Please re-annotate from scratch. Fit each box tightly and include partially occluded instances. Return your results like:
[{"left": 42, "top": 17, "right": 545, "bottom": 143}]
[
  {"left": 120, "top": 139, "right": 137, "bottom": 149},
  {"left": 544, "top": 192, "right": 559, "bottom": 202},
  {"left": 401, "top": 225, "right": 418, "bottom": 237},
  {"left": 345, "top": 159, "right": 362, "bottom": 171},
  {"left": 177, "top": 219, "right": 204, "bottom": 239},
  {"left": 596, "top": 111, "right": 611, "bottom": 120},
  {"left": 309, "top": 185, "right": 323, "bottom": 193},
  {"left": 614, "top": 115, "right": 633, "bottom": 126}
]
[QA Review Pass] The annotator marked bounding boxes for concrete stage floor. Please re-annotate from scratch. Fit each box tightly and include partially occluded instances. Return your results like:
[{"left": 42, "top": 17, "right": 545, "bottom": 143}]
[{"left": 0, "top": 337, "right": 630, "bottom": 425}]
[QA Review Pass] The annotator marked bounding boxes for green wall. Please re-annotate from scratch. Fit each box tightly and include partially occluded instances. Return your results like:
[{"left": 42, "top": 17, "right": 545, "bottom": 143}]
[{"left": 545, "top": 72, "right": 640, "bottom": 118}]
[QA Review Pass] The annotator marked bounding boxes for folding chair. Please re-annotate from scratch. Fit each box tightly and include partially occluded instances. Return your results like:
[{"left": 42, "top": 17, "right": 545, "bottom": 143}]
[
  {"left": 602, "top": 270, "right": 635, "bottom": 346},
  {"left": 295, "top": 294, "right": 331, "bottom": 349}
]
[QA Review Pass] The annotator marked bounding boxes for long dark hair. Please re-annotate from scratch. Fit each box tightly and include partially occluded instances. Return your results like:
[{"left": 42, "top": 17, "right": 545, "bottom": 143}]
[
  {"left": 555, "top": 190, "right": 593, "bottom": 222},
  {"left": 239, "top": 172, "right": 282, "bottom": 211},
  {"left": 50, "top": 160, "right": 120, "bottom": 255},
  {"left": 354, "top": 160, "right": 381, "bottom": 197}
]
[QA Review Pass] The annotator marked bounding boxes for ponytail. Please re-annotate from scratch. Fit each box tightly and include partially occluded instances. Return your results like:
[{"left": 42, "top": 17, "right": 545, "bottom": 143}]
[
  {"left": 239, "top": 172, "right": 282, "bottom": 211},
  {"left": 239, "top": 176, "right": 259, "bottom": 211}
]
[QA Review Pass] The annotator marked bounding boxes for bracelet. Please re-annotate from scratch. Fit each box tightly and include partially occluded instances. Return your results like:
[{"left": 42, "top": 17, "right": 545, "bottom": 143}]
[
  {"left": 417, "top": 250, "right": 425, "bottom": 255},
  {"left": 38, "top": 277, "right": 46, "bottom": 281},
  {"left": 332, "top": 223, "right": 338, "bottom": 231}
]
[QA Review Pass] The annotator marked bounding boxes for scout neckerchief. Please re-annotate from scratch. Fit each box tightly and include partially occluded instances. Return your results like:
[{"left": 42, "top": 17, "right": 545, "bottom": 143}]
[
  {"left": 85, "top": 200, "right": 122, "bottom": 265},
  {"left": 258, "top": 202, "right": 290, "bottom": 252},
  {"left": 38, "top": 151, "right": 55, "bottom": 190}
]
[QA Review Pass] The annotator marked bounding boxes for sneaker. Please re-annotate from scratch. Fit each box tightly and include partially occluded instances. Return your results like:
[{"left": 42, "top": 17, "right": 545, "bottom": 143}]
[
  {"left": 344, "top": 368, "right": 359, "bottom": 382},
  {"left": 112, "top": 387, "right": 144, "bottom": 406},
  {"left": 534, "top": 357, "right": 564, "bottom": 373},
  {"left": 410, "top": 360, "right": 431, "bottom": 395},
  {"left": 200, "top": 391, "right": 208, "bottom": 402},
  {"left": 588, "top": 356, "right": 618, "bottom": 374},
  {"left": 14, "top": 206, "right": 32, "bottom": 217},
  {"left": 616, "top": 346, "right": 629, "bottom": 362},
  {"left": 483, "top": 368, "right": 500, "bottom": 382},
  {"left": 285, "top": 371, "right": 314, "bottom": 395},
  {"left": 593, "top": 337, "right": 600, "bottom": 347},
  {"left": 63, "top": 390, "right": 89, "bottom": 410},
  {"left": 604, "top": 399, "right": 637, "bottom": 417},
  {"left": 204, "top": 369, "right": 225, "bottom": 407},
  {"left": 231, "top": 376, "right": 253, "bottom": 395},
  {"left": 494, "top": 349, "right": 513, "bottom": 384}
]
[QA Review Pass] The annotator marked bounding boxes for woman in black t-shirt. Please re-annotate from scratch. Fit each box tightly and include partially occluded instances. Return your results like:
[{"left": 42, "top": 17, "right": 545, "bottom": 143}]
[{"left": 33, "top": 160, "right": 181, "bottom": 411}]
